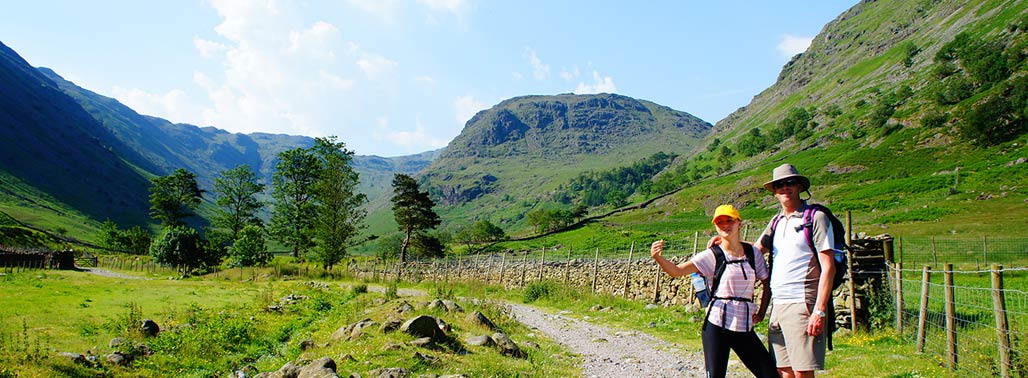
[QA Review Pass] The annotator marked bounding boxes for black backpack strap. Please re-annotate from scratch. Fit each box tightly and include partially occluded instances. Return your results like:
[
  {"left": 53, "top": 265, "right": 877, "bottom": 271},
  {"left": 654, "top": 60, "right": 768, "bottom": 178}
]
[
  {"left": 702, "top": 245, "right": 728, "bottom": 331},
  {"left": 802, "top": 204, "right": 839, "bottom": 351},
  {"left": 705, "top": 244, "right": 759, "bottom": 331}
]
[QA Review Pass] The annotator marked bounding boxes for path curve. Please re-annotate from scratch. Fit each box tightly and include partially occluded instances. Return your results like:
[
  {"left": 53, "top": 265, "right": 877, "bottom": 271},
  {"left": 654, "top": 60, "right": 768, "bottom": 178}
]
[{"left": 505, "top": 303, "right": 704, "bottom": 377}]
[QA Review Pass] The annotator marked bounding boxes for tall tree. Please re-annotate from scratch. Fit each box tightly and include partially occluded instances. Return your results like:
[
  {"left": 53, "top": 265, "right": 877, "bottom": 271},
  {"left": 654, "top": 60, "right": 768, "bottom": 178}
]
[
  {"left": 213, "top": 164, "right": 266, "bottom": 241},
  {"left": 391, "top": 173, "right": 440, "bottom": 262},
  {"left": 270, "top": 147, "right": 320, "bottom": 259},
  {"left": 150, "top": 226, "right": 205, "bottom": 274},
  {"left": 148, "top": 168, "right": 203, "bottom": 227},
  {"left": 309, "top": 137, "right": 367, "bottom": 270}
]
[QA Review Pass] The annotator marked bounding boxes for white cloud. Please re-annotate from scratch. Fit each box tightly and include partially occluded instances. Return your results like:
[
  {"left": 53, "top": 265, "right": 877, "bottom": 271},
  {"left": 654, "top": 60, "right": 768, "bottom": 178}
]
[
  {"left": 193, "top": 37, "right": 227, "bottom": 58},
  {"left": 357, "top": 54, "right": 399, "bottom": 78},
  {"left": 287, "top": 21, "right": 340, "bottom": 62},
  {"left": 184, "top": 0, "right": 367, "bottom": 139},
  {"left": 319, "top": 70, "right": 355, "bottom": 90},
  {"left": 523, "top": 47, "right": 549, "bottom": 80},
  {"left": 777, "top": 34, "right": 813, "bottom": 58},
  {"left": 112, "top": 86, "right": 206, "bottom": 125},
  {"left": 415, "top": 76, "right": 436, "bottom": 84},
  {"left": 372, "top": 116, "right": 449, "bottom": 151},
  {"left": 454, "top": 95, "right": 486, "bottom": 127},
  {"left": 574, "top": 70, "right": 617, "bottom": 94},
  {"left": 560, "top": 66, "right": 580, "bottom": 82}
]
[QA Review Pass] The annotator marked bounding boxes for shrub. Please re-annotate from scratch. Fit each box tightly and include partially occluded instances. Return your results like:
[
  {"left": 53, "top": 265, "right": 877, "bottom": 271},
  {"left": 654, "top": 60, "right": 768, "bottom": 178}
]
[
  {"left": 228, "top": 225, "right": 269, "bottom": 267},
  {"left": 523, "top": 281, "right": 553, "bottom": 303}
]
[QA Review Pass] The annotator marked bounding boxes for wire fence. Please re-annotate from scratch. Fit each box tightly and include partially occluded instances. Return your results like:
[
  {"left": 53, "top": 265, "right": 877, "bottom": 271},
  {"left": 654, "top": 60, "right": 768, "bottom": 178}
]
[
  {"left": 888, "top": 264, "right": 1027, "bottom": 377},
  {"left": 897, "top": 236, "right": 1028, "bottom": 270}
]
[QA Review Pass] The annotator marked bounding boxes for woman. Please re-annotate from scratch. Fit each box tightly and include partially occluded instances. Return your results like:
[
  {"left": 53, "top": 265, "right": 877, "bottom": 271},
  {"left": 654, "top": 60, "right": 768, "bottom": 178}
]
[{"left": 651, "top": 204, "right": 777, "bottom": 378}]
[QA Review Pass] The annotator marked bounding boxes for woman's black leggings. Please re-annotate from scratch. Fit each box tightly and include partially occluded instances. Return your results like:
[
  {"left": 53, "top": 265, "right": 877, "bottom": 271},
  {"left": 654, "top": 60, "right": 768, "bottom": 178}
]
[{"left": 701, "top": 321, "right": 777, "bottom": 378}]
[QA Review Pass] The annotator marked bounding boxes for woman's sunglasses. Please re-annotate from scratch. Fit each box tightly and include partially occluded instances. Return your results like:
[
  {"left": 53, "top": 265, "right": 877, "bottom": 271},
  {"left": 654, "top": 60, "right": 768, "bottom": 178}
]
[{"left": 772, "top": 178, "right": 802, "bottom": 189}]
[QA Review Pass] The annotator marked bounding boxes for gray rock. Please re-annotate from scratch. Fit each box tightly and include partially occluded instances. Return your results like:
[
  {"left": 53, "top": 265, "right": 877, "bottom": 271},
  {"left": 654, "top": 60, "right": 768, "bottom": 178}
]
[
  {"left": 409, "top": 337, "right": 436, "bottom": 349},
  {"left": 401, "top": 315, "right": 444, "bottom": 340},
  {"left": 441, "top": 300, "right": 463, "bottom": 312},
  {"left": 58, "top": 352, "right": 87, "bottom": 365},
  {"left": 275, "top": 362, "right": 301, "bottom": 378},
  {"left": 490, "top": 333, "right": 525, "bottom": 358},
  {"left": 428, "top": 299, "right": 447, "bottom": 312},
  {"left": 368, "top": 368, "right": 409, "bottom": 378},
  {"left": 105, "top": 352, "right": 131, "bottom": 366},
  {"left": 466, "top": 311, "right": 499, "bottom": 331},
  {"left": 466, "top": 335, "right": 494, "bottom": 347},
  {"left": 395, "top": 301, "right": 414, "bottom": 314},
  {"left": 300, "top": 339, "right": 316, "bottom": 351},
  {"left": 297, "top": 357, "right": 337, "bottom": 378},
  {"left": 435, "top": 318, "right": 450, "bottom": 334},
  {"left": 108, "top": 337, "right": 129, "bottom": 349},
  {"left": 140, "top": 319, "right": 160, "bottom": 337},
  {"left": 380, "top": 319, "right": 403, "bottom": 333}
]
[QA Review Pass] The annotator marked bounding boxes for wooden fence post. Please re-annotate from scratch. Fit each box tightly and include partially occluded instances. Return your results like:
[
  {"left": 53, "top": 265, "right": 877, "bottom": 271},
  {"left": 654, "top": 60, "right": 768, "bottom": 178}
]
[
  {"left": 564, "top": 247, "right": 573, "bottom": 284},
  {"left": 944, "top": 263, "right": 957, "bottom": 371},
  {"left": 499, "top": 252, "right": 506, "bottom": 289},
  {"left": 592, "top": 248, "right": 599, "bottom": 293},
  {"left": 894, "top": 262, "right": 904, "bottom": 335},
  {"left": 538, "top": 248, "right": 545, "bottom": 282},
  {"left": 991, "top": 264, "right": 1011, "bottom": 378},
  {"left": 692, "top": 231, "right": 699, "bottom": 254},
  {"left": 652, "top": 266, "right": 661, "bottom": 304},
  {"left": 624, "top": 242, "right": 634, "bottom": 299},
  {"left": 931, "top": 236, "right": 938, "bottom": 266},
  {"left": 847, "top": 242, "right": 858, "bottom": 331},
  {"left": 916, "top": 266, "right": 931, "bottom": 353},
  {"left": 884, "top": 238, "right": 895, "bottom": 264},
  {"left": 520, "top": 253, "right": 527, "bottom": 287}
]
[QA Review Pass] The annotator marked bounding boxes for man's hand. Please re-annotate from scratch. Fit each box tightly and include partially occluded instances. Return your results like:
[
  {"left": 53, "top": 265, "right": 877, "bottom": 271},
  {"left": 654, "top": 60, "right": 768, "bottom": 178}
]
[
  {"left": 707, "top": 236, "right": 722, "bottom": 249},
  {"left": 806, "top": 310, "right": 825, "bottom": 336}
]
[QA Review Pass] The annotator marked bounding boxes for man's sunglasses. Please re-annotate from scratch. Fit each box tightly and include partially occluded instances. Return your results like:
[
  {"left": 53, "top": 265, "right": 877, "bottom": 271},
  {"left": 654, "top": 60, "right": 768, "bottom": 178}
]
[{"left": 772, "top": 178, "right": 802, "bottom": 189}]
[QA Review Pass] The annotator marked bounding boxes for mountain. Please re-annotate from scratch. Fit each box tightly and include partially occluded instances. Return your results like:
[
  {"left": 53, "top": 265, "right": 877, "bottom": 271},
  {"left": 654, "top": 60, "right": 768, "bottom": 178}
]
[
  {"left": 582, "top": 0, "right": 1028, "bottom": 243},
  {"left": 0, "top": 42, "right": 153, "bottom": 227},
  {"left": 416, "top": 93, "right": 712, "bottom": 234},
  {"left": 0, "top": 40, "right": 433, "bottom": 240}
]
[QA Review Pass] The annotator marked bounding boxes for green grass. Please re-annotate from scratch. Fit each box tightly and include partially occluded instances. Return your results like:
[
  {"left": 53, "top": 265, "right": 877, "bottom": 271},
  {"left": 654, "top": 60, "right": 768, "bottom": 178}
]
[{"left": 0, "top": 268, "right": 577, "bottom": 377}]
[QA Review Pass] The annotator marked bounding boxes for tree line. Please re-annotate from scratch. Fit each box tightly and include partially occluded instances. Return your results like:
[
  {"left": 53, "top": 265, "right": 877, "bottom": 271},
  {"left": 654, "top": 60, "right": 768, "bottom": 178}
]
[{"left": 96, "top": 136, "right": 477, "bottom": 274}]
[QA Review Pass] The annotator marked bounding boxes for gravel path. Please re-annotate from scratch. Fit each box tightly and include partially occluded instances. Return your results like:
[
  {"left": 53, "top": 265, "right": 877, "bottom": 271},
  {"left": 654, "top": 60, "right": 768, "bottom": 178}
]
[
  {"left": 505, "top": 303, "right": 706, "bottom": 377},
  {"left": 81, "top": 267, "right": 146, "bottom": 280}
]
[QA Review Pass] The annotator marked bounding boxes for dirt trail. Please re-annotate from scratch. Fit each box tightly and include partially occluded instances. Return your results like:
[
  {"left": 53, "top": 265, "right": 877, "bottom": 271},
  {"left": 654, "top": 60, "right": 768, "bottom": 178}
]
[{"left": 504, "top": 303, "right": 705, "bottom": 377}]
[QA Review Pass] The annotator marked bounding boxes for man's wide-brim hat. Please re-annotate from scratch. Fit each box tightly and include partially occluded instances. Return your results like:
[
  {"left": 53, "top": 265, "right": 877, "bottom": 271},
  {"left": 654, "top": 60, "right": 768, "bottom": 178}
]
[{"left": 763, "top": 163, "right": 811, "bottom": 192}]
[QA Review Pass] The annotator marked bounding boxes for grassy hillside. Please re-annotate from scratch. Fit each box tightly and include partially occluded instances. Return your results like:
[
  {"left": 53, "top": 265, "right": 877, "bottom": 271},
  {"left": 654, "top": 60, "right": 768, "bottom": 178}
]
[
  {"left": 491, "top": 0, "right": 1028, "bottom": 250},
  {"left": 412, "top": 93, "right": 711, "bottom": 239}
]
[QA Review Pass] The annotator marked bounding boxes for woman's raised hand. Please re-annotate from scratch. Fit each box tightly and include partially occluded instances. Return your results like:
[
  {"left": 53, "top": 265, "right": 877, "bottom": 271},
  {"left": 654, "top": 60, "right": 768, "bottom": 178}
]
[{"left": 650, "top": 240, "right": 664, "bottom": 258}]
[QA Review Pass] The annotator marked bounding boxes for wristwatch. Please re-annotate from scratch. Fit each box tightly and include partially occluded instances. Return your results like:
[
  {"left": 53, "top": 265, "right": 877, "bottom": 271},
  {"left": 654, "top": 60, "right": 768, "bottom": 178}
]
[{"left": 813, "top": 309, "right": 826, "bottom": 318}]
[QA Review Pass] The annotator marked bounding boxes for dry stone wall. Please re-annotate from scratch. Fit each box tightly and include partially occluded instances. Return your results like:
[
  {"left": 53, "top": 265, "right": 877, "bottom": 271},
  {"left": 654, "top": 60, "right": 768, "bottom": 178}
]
[{"left": 347, "top": 237, "right": 891, "bottom": 330}]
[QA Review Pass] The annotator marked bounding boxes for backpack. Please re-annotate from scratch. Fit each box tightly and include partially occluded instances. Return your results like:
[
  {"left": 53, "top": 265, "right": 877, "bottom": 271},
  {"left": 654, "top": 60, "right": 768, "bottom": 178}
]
[
  {"left": 768, "top": 203, "right": 849, "bottom": 349},
  {"left": 701, "top": 242, "right": 758, "bottom": 331}
]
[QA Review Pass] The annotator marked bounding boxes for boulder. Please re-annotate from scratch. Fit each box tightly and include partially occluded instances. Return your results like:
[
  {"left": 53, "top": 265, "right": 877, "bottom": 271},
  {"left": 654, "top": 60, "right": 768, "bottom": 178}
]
[
  {"left": 368, "top": 368, "right": 409, "bottom": 378},
  {"left": 297, "top": 357, "right": 337, "bottom": 378},
  {"left": 491, "top": 333, "right": 525, "bottom": 358},
  {"left": 466, "top": 335, "right": 494, "bottom": 347},
  {"left": 466, "top": 311, "right": 499, "bottom": 331},
  {"left": 140, "top": 319, "right": 160, "bottom": 337},
  {"left": 401, "top": 315, "right": 445, "bottom": 340}
]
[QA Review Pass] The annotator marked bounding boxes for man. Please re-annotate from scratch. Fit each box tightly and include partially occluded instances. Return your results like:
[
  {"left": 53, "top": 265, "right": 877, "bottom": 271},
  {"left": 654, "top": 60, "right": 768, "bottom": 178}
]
[{"left": 758, "top": 164, "right": 835, "bottom": 378}]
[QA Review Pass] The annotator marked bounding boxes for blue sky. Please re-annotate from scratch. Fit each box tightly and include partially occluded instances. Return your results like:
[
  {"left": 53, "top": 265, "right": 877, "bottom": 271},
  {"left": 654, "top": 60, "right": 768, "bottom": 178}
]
[{"left": 1, "top": 1, "right": 856, "bottom": 157}]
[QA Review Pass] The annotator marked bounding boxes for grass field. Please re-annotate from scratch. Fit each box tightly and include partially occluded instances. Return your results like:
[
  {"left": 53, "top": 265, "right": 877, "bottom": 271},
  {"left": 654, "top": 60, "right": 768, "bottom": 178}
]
[
  {"left": 4, "top": 253, "right": 1023, "bottom": 377},
  {"left": 0, "top": 267, "right": 577, "bottom": 377}
]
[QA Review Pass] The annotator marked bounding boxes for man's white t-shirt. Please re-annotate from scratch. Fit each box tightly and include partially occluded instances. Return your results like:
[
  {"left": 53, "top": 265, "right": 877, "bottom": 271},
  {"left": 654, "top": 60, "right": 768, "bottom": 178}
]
[{"left": 764, "top": 204, "right": 834, "bottom": 305}]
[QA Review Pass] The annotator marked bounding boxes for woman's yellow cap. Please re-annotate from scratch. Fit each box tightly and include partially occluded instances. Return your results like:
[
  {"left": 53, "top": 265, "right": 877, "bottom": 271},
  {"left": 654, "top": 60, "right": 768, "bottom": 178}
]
[{"left": 711, "top": 204, "right": 741, "bottom": 224}]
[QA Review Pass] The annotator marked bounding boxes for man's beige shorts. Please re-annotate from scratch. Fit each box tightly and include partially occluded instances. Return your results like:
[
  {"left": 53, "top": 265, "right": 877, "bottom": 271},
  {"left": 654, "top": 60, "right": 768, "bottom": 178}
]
[{"left": 768, "top": 302, "right": 825, "bottom": 371}]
